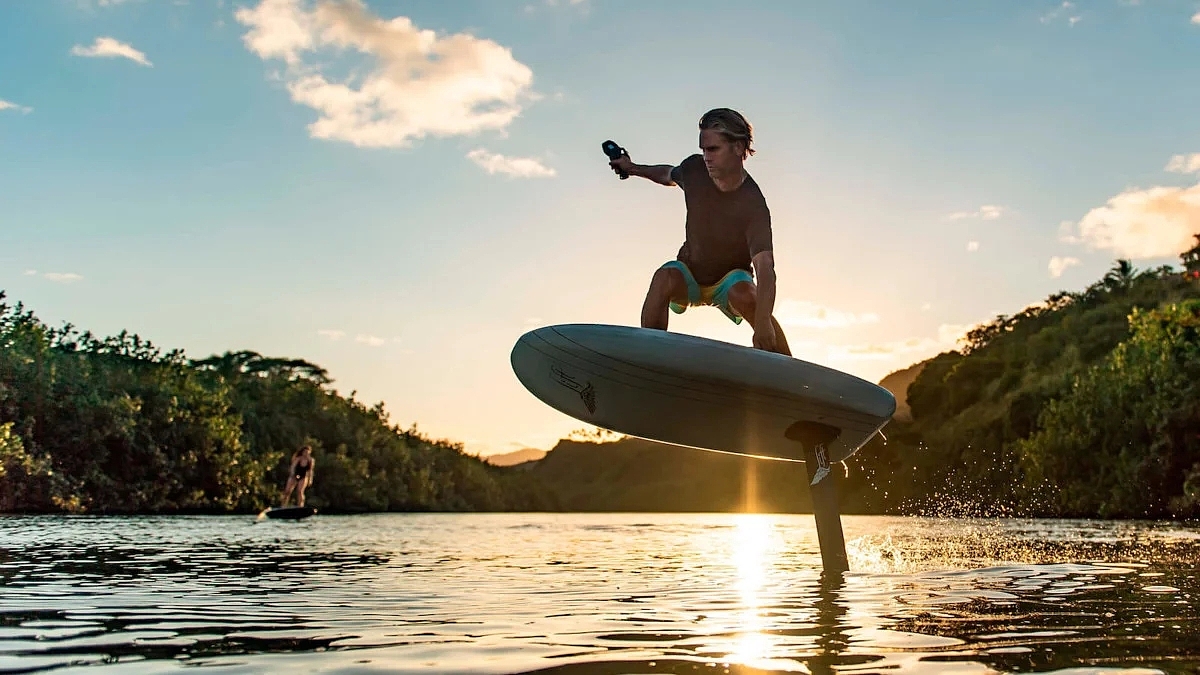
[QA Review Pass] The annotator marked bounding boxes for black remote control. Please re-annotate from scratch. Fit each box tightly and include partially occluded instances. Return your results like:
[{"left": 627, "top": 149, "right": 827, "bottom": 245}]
[{"left": 602, "top": 140, "right": 628, "bottom": 179}]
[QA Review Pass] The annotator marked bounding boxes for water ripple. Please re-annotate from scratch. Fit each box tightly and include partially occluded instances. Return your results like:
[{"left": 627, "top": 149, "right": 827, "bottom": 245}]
[{"left": 0, "top": 513, "right": 1197, "bottom": 674}]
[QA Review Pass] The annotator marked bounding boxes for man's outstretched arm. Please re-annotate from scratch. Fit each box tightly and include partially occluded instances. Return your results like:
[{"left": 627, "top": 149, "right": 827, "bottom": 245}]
[
  {"left": 630, "top": 164, "right": 676, "bottom": 186},
  {"left": 610, "top": 155, "right": 677, "bottom": 186}
]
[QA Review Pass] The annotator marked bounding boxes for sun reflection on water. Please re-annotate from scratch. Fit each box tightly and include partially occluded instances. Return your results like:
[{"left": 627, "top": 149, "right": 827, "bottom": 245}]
[
  {"left": 3, "top": 515, "right": 1199, "bottom": 673},
  {"left": 726, "top": 514, "right": 782, "bottom": 668}
]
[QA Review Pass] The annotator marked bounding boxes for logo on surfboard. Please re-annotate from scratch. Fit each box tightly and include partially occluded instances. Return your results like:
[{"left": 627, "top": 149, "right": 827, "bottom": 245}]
[
  {"left": 550, "top": 364, "right": 596, "bottom": 414},
  {"left": 810, "top": 445, "right": 831, "bottom": 486}
]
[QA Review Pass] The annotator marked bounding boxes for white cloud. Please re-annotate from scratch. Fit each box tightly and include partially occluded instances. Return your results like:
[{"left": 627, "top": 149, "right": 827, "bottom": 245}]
[
  {"left": 1165, "top": 153, "right": 1200, "bottom": 174},
  {"left": 1063, "top": 181, "right": 1200, "bottom": 259},
  {"left": 1057, "top": 219, "right": 1081, "bottom": 245},
  {"left": 937, "top": 322, "right": 975, "bottom": 345},
  {"left": 1192, "top": 11, "right": 1200, "bottom": 24},
  {"left": 827, "top": 338, "right": 939, "bottom": 362},
  {"left": 945, "top": 204, "right": 1005, "bottom": 221},
  {"left": 42, "top": 272, "right": 84, "bottom": 283},
  {"left": 527, "top": 0, "right": 588, "bottom": 11},
  {"left": 967, "top": 240, "right": 980, "bottom": 252},
  {"left": 319, "top": 329, "right": 394, "bottom": 347},
  {"left": 234, "top": 0, "right": 536, "bottom": 148},
  {"left": 70, "top": 37, "right": 153, "bottom": 66},
  {"left": 467, "top": 149, "right": 555, "bottom": 178},
  {"left": 826, "top": 321, "right": 974, "bottom": 363},
  {"left": 0, "top": 99, "right": 32, "bottom": 114},
  {"left": 775, "top": 299, "right": 880, "bottom": 329},
  {"left": 1041, "top": 1, "right": 1080, "bottom": 25},
  {"left": 920, "top": 302, "right": 932, "bottom": 311},
  {"left": 813, "top": 316, "right": 1006, "bottom": 382},
  {"left": 1048, "top": 256, "right": 1081, "bottom": 278}
]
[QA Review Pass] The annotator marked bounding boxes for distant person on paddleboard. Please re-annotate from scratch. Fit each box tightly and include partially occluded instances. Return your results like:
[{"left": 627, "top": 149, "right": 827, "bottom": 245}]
[
  {"left": 281, "top": 445, "right": 315, "bottom": 507},
  {"left": 606, "top": 108, "right": 792, "bottom": 356}
]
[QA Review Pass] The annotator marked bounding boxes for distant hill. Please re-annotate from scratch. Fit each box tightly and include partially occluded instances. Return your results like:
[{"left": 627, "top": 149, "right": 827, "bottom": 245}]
[
  {"left": 483, "top": 447, "right": 546, "bottom": 466},
  {"left": 877, "top": 360, "right": 930, "bottom": 422},
  {"left": 526, "top": 436, "right": 820, "bottom": 513}
]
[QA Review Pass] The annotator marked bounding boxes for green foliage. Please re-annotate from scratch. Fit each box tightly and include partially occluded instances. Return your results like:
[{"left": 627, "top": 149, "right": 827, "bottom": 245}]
[
  {"left": 849, "top": 254, "right": 1200, "bottom": 519},
  {"left": 6, "top": 244, "right": 1200, "bottom": 519},
  {"left": 0, "top": 421, "right": 68, "bottom": 511},
  {"left": 0, "top": 291, "right": 555, "bottom": 514},
  {"left": 1182, "top": 234, "right": 1200, "bottom": 275},
  {"left": 1016, "top": 300, "right": 1200, "bottom": 518}
]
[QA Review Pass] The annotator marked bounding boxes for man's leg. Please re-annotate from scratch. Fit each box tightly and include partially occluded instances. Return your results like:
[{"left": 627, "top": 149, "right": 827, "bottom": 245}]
[
  {"left": 641, "top": 265, "right": 689, "bottom": 330},
  {"left": 726, "top": 281, "right": 792, "bottom": 356}
]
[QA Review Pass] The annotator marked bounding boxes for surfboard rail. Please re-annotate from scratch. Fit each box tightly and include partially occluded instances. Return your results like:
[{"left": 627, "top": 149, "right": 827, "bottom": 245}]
[{"left": 511, "top": 324, "right": 896, "bottom": 464}]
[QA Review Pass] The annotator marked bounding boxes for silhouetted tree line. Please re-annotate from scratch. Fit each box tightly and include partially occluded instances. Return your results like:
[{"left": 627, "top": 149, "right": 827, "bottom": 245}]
[
  {"left": 4, "top": 236, "right": 1199, "bottom": 518},
  {"left": 0, "top": 292, "right": 556, "bottom": 514}
]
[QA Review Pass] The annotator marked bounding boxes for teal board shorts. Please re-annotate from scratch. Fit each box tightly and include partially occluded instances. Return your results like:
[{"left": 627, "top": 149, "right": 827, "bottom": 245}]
[{"left": 660, "top": 260, "right": 753, "bottom": 325}]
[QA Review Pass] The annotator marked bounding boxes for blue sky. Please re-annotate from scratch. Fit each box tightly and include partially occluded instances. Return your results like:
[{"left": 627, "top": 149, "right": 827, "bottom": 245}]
[{"left": 3, "top": 0, "right": 1200, "bottom": 457}]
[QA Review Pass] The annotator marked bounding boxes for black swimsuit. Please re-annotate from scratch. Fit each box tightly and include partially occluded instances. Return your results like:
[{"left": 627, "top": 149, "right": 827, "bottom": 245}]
[{"left": 294, "top": 460, "right": 310, "bottom": 480}]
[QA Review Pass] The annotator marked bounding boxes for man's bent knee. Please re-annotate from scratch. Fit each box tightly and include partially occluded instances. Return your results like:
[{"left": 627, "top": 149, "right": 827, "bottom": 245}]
[
  {"left": 726, "top": 280, "right": 757, "bottom": 316},
  {"left": 650, "top": 267, "right": 687, "bottom": 304}
]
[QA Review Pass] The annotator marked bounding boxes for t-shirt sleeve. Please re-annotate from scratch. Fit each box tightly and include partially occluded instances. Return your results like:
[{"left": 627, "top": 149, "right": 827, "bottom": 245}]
[
  {"left": 671, "top": 154, "right": 702, "bottom": 189},
  {"left": 746, "top": 201, "right": 773, "bottom": 257}
]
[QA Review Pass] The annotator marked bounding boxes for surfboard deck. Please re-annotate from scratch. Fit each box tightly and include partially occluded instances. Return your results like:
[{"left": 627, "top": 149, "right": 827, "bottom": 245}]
[
  {"left": 263, "top": 505, "right": 317, "bottom": 520},
  {"left": 511, "top": 324, "right": 896, "bottom": 464}
]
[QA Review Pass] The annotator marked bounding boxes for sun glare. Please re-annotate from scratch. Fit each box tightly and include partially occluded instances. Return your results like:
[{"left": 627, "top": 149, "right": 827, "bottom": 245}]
[{"left": 726, "top": 515, "right": 776, "bottom": 666}]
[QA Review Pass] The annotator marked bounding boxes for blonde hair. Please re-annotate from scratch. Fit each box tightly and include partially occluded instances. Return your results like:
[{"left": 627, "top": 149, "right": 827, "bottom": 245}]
[{"left": 699, "top": 108, "right": 754, "bottom": 159}]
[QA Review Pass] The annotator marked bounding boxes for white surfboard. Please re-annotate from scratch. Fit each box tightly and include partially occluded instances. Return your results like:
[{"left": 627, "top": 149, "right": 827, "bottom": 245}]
[{"left": 510, "top": 324, "right": 896, "bottom": 464}]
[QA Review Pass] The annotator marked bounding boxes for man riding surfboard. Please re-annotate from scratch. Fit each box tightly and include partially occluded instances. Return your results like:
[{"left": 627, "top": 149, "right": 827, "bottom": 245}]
[{"left": 607, "top": 108, "right": 792, "bottom": 356}]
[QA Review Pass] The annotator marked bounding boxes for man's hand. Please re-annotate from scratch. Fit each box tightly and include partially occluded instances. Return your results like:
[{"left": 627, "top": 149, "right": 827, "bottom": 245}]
[
  {"left": 751, "top": 250, "right": 781, "bottom": 353},
  {"left": 609, "top": 154, "right": 633, "bottom": 178},
  {"left": 752, "top": 319, "right": 778, "bottom": 352},
  {"left": 608, "top": 157, "right": 676, "bottom": 186}
]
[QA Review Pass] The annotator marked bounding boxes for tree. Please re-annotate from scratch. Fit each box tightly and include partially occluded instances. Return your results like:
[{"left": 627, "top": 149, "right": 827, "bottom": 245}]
[
  {"left": 1182, "top": 233, "right": 1200, "bottom": 277},
  {"left": 1102, "top": 259, "right": 1137, "bottom": 293},
  {"left": 1015, "top": 300, "right": 1200, "bottom": 518}
]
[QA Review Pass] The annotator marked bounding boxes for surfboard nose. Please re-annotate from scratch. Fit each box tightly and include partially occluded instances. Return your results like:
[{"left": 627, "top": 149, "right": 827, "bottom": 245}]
[{"left": 856, "top": 380, "right": 898, "bottom": 420}]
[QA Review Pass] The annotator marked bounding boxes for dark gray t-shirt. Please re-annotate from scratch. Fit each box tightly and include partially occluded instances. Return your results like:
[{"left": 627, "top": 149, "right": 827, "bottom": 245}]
[{"left": 669, "top": 154, "right": 773, "bottom": 286}]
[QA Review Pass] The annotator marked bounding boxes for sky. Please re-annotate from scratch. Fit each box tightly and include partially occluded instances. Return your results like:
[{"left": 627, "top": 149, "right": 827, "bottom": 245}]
[{"left": 3, "top": 0, "right": 1200, "bottom": 458}]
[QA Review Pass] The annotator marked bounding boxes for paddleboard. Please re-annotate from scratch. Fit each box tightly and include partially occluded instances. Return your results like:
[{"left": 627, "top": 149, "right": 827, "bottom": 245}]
[
  {"left": 263, "top": 505, "right": 317, "bottom": 520},
  {"left": 511, "top": 324, "right": 896, "bottom": 463}
]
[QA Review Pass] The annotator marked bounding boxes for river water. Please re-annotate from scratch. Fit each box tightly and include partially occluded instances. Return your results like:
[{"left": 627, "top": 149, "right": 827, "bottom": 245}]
[{"left": 0, "top": 513, "right": 1197, "bottom": 674}]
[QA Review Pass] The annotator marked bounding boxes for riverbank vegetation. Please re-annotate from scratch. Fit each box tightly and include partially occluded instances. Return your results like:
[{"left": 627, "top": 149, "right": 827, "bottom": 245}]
[
  {"left": 842, "top": 238, "right": 1200, "bottom": 519},
  {"left": 0, "top": 292, "right": 555, "bottom": 514},
  {"left": 3, "top": 237, "right": 1198, "bottom": 517}
]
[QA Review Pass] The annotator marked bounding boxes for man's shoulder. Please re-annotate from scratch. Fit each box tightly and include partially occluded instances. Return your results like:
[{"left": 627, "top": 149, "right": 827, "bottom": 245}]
[
  {"left": 671, "top": 154, "right": 703, "bottom": 188},
  {"left": 742, "top": 174, "right": 769, "bottom": 205}
]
